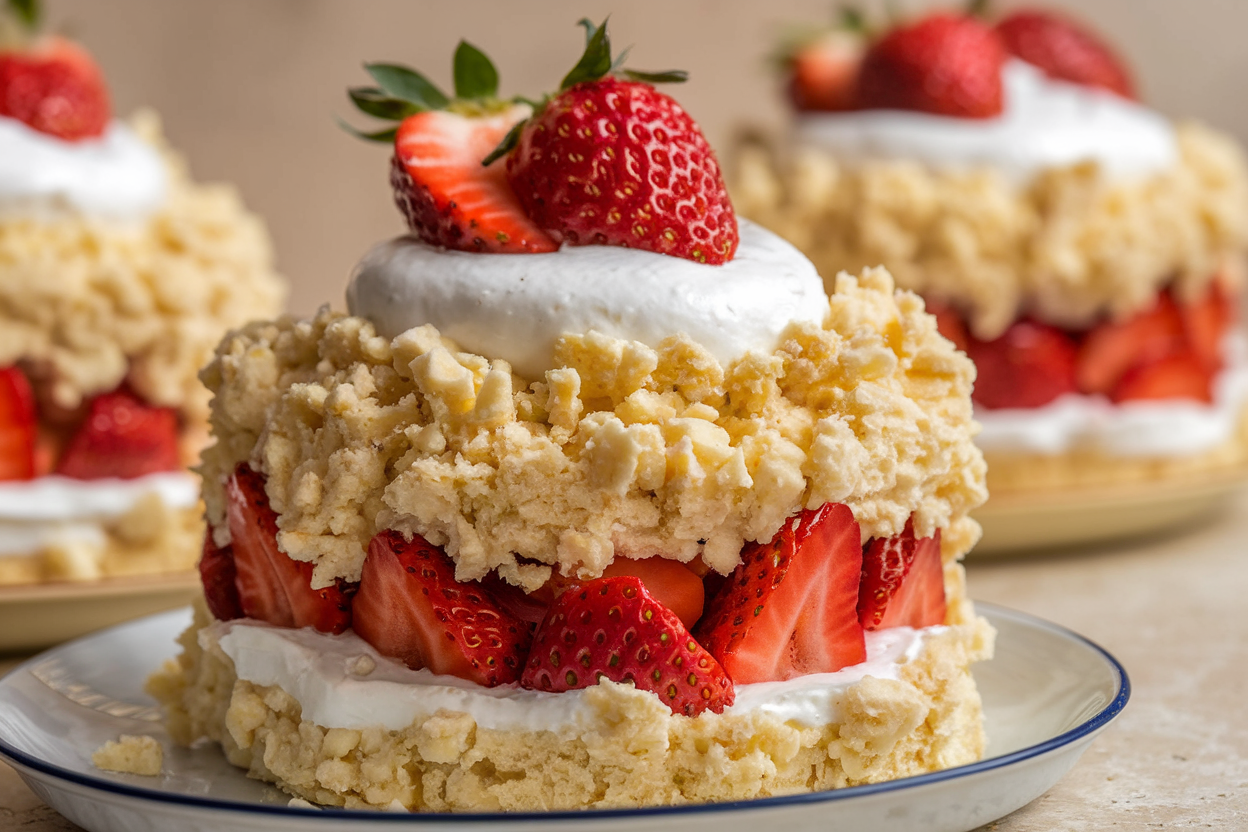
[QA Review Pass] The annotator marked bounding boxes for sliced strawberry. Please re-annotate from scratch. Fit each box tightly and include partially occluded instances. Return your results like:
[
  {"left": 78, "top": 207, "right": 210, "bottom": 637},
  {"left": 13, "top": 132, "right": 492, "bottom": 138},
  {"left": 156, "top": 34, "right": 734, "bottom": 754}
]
[
  {"left": 600, "top": 557, "right": 705, "bottom": 630},
  {"left": 392, "top": 109, "right": 557, "bottom": 254},
  {"left": 0, "top": 366, "right": 37, "bottom": 481},
  {"left": 199, "top": 533, "right": 242, "bottom": 622},
  {"left": 353, "top": 529, "right": 531, "bottom": 686},
  {"left": 520, "top": 576, "right": 734, "bottom": 716},
  {"left": 695, "top": 503, "right": 865, "bottom": 684},
  {"left": 927, "top": 300, "right": 971, "bottom": 353},
  {"left": 1178, "top": 286, "right": 1235, "bottom": 372},
  {"left": 0, "top": 36, "right": 111, "bottom": 141},
  {"left": 996, "top": 10, "right": 1135, "bottom": 100},
  {"left": 1112, "top": 352, "right": 1213, "bottom": 404},
  {"left": 967, "top": 320, "right": 1079, "bottom": 409},
  {"left": 858, "top": 525, "right": 946, "bottom": 631},
  {"left": 788, "top": 31, "right": 865, "bottom": 113},
  {"left": 855, "top": 13, "right": 1006, "bottom": 118},
  {"left": 55, "top": 390, "right": 180, "bottom": 480},
  {"left": 226, "top": 464, "right": 354, "bottom": 634},
  {"left": 1075, "top": 295, "right": 1184, "bottom": 396}
]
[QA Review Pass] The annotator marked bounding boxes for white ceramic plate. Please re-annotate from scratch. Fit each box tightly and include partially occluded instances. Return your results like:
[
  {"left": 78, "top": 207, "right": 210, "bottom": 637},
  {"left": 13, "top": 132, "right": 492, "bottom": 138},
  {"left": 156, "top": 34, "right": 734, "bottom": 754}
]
[
  {"left": 0, "top": 604, "right": 1128, "bottom": 832},
  {"left": 0, "top": 572, "right": 200, "bottom": 653}
]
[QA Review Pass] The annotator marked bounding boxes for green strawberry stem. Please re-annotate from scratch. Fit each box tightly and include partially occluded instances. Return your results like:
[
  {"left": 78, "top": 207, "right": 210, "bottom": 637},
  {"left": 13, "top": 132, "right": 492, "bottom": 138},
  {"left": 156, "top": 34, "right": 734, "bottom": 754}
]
[
  {"left": 966, "top": 0, "right": 992, "bottom": 18},
  {"left": 5, "top": 0, "right": 39, "bottom": 30}
]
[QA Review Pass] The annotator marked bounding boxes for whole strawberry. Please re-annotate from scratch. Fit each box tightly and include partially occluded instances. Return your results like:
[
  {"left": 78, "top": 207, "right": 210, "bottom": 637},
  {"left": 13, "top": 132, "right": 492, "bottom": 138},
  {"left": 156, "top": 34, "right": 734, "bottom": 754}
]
[
  {"left": 0, "top": 34, "right": 110, "bottom": 141},
  {"left": 500, "top": 20, "right": 738, "bottom": 265},
  {"left": 521, "top": 576, "right": 734, "bottom": 717},
  {"left": 996, "top": 9, "right": 1135, "bottom": 100},
  {"left": 855, "top": 12, "right": 1006, "bottom": 118}
]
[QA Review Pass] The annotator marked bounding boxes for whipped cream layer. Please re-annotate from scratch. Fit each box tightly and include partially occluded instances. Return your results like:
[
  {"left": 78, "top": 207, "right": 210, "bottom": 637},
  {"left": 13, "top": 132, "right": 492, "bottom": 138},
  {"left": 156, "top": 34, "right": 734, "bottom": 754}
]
[
  {"left": 346, "top": 220, "right": 828, "bottom": 380},
  {"left": 0, "top": 472, "right": 199, "bottom": 555},
  {"left": 0, "top": 117, "right": 168, "bottom": 219},
  {"left": 977, "top": 332, "right": 1248, "bottom": 457},
  {"left": 795, "top": 60, "right": 1177, "bottom": 184},
  {"left": 210, "top": 620, "right": 935, "bottom": 733}
]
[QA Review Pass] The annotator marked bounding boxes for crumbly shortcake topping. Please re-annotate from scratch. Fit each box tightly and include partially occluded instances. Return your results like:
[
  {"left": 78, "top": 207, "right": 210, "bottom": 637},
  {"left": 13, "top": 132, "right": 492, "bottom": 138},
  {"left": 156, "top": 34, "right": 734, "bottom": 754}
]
[
  {"left": 199, "top": 267, "right": 985, "bottom": 592},
  {"left": 734, "top": 122, "right": 1248, "bottom": 340},
  {"left": 0, "top": 111, "right": 285, "bottom": 420}
]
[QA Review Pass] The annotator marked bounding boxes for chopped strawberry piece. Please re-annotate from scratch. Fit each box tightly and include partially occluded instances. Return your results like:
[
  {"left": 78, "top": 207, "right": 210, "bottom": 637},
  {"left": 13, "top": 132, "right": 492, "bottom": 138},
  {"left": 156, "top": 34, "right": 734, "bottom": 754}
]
[
  {"left": 927, "top": 301, "right": 971, "bottom": 353},
  {"left": 855, "top": 13, "right": 1007, "bottom": 118},
  {"left": 695, "top": 503, "right": 866, "bottom": 684},
  {"left": 392, "top": 109, "right": 557, "bottom": 254},
  {"left": 199, "top": 533, "right": 242, "bottom": 622},
  {"left": 353, "top": 529, "right": 531, "bottom": 686},
  {"left": 54, "top": 390, "right": 180, "bottom": 480},
  {"left": 521, "top": 576, "right": 734, "bottom": 716},
  {"left": 1075, "top": 295, "right": 1185, "bottom": 396},
  {"left": 226, "top": 464, "right": 354, "bottom": 634},
  {"left": 1178, "top": 286, "right": 1235, "bottom": 372},
  {"left": 0, "top": 366, "right": 36, "bottom": 481},
  {"left": 1112, "top": 353, "right": 1213, "bottom": 404},
  {"left": 0, "top": 37, "right": 111, "bottom": 141},
  {"left": 601, "top": 557, "right": 705, "bottom": 630},
  {"left": 968, "top": 321, "right": 1079, "bottom": 409},
  {"left": 858, "top": 525, "right": 946, "bottom": 631},
  {"left": 788, "top": 32, "right": 865, "bottom": 113},
  {"left": 507, "top": 77, "right": 739, "bottom": 265},
  {"left": 996, "top": 10, "right": 1135, "bottom": 100}
]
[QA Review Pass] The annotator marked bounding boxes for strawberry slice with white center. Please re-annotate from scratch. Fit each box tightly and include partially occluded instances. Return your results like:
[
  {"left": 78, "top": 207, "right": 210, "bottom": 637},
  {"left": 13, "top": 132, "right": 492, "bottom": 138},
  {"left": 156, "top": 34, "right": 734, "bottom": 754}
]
[
  {"left": 857, "top": 524, "right": 946, "bottom": 631},
  {"left": 695, "top": 503, "right": 866, "bottom": 684},
  {"left": 225, "top": 464, "right": 354, "bottom": 634},
  {"left": 353, "top": 529, "right": 531, "bottom": 686},
  {"left": 55, "top": 390, "right": 180, "bottom": 480},
  {"left": 521, "top": 576, "right": 734, "bottom": 717},
  {"left": 0, "top": 366, "right": 36, "bottom": 481},
  {"left": 392, "top": 108, "right": 557, "bottom": 254}
]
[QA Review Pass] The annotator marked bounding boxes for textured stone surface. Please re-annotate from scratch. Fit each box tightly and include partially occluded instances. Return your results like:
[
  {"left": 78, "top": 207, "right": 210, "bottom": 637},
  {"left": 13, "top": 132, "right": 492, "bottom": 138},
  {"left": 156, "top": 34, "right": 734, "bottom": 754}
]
[{"left": 3, "top": 489, "right": 1247, "bottom": 829}]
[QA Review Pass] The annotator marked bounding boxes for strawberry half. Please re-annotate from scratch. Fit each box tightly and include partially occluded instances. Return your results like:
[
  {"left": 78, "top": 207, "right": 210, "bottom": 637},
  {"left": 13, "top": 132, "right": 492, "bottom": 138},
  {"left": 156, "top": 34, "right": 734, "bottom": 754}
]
[
  {"left": 199, "top": 532, "right": 243, "bottom": 623},
  {"left": 967, "top": 320, "right": 1079, "bottom": 410},
  {"left": 1075, "top": 295, "right": 1185, "bottom": 397},
  {"left": 55, "top": 390, "right": 180, "bottom": 480},
  {"left": 1179, "top": 285, "right": 1235, "bottom": 373},
  {"left": 0, "top": 36, "right": 110, "bottom": 141},
  {"left": 695, "top": 503, "right": 866, "bottom": 684},
  {"left": 855, "top": 12, "right": 1006, "bottom": 118},
  {"left": 996, "top": 9, "right": 1135, "bottom": 100},
  {"left": 353, "top": 529, "right": 531, "bottom": 686},
  {"left": 0, "top": 366, "right": 36, "bottom": 481},
  {"left": 785, "top": 24, "right": 867, "bottom": 113},
  {"left": 533, "top": 556, "right": 706, "bottom": 631},
  {"left": 857, "top": 524, "right": 946, "bottom": 631},
  {"left": 520, "top": 576, "right": 734, "bottom": 717},
  {"left": 1112, "top": 352, "right": 1213, "bottom": 404},
  {"left": 225, "top": 464, "right": 354, "bottom": 634}
]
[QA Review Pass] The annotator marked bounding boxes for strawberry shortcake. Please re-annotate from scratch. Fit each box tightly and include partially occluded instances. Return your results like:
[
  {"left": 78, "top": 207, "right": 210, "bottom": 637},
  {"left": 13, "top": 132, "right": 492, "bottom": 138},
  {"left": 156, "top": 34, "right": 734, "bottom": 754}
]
[
  {"left": 0, "top": 1, "right": 283, "bottom": 584},
  {"left": 149, "top": 22, "right": 992, "bottom": 811},
  {"left": 735, "top": 6, "right": 1248, "bottom": 498}
]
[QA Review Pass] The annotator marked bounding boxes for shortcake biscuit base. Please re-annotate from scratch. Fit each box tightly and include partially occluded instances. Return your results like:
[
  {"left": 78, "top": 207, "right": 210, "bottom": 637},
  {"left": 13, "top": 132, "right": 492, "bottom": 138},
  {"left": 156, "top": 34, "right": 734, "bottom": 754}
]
[
  {"left": 149, "top": 588, "right": 994, "bottom": 812},
  {"left": 0, "top": 498, "right": 201, "bottom": 586},
  {"left": 0, "top": 110, "right": 285, "bottom": 422},
  {"left": 198, "top": 268, "right": 986, "bottom": 592},
  {"left": 733, "top": 122, "right": 1248, "bottom": 340}
]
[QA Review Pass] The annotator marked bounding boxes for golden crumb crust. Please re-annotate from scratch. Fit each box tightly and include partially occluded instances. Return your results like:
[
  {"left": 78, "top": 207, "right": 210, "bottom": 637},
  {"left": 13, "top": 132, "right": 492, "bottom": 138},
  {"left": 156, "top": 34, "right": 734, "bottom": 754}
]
[
  {"left": 0, "top": 111, "right": 285, "bottom": 422},
  {"left": 198, "top": 268, "right": 986, "bottom": 592},
  {"left": 148, "top": 598, "right": 994, "bottom": 811},
  {"left": 733, "top": 123, "right": 1248, "bottom": 340},
  {"left": 91, "top": 735, "right": 163, "bottom": 777}
]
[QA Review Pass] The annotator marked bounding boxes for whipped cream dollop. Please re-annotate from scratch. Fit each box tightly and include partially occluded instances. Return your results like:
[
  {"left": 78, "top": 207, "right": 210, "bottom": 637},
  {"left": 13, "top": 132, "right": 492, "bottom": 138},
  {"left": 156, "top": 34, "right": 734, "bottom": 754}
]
[
  {"left": 346, "top": 220, "right": 828, "bottom": 381},
  {"left": 209, "top": 620, "right": 935, "bottom": 733},
  {"left": 0, "top": 472, "right": 199, "bottom": 555},
  {"left": 795, "top": 60, "right": 1177, "bottom": 184},
  {"left": 0, "top": 116, "right": 168, "bottom": 219},
  {"left": 976, "top": 332, "right": 1248, "bottom": 457}
]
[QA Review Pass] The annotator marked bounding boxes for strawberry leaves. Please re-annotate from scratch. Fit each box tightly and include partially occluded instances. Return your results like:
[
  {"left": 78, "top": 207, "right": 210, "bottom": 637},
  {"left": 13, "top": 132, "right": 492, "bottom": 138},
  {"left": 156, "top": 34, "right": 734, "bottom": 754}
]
[
  {"left": 453, "top": 41, "right": 498, "bottom": 99},
  {"left": 5, "top": 0, "right": 40, "bottom": 31}
]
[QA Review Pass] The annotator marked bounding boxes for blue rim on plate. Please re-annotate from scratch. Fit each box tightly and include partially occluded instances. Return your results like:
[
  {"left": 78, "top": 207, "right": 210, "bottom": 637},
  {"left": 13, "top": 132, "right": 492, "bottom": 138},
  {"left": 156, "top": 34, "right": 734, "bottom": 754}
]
[{"left": 0, "top": 602, "right": 1130, "bottom": 823}]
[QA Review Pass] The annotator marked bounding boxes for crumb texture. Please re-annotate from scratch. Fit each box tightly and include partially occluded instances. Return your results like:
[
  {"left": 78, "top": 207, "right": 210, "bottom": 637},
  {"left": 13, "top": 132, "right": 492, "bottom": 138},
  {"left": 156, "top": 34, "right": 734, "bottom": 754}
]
[
  {"left": 198, "top": 268, "right": 986, "bottom": 590},
  {"left": 733, "top": 123, "right": 1248, "bottom": 339},
  {"left": 0, "top": 111, "right": 285, "bottom": 420},
  {"left": 149, "top": 606, "right": 994, "bottom": 811},
  {"left": 91, "top": 734, "right": 163, "bottom": 777}
]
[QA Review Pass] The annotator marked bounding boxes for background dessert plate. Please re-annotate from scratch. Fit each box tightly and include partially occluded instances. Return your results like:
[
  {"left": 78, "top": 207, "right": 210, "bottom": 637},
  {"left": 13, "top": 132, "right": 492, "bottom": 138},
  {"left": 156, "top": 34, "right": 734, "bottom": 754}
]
[
  {"left": 0, "top": 603, "right": 1128, "bottom": 832},
  {"left": 972, "top": 460, "right": 1248, "bottom": 555},
  {"left": 0, "top": 573, "right": 199, "bottom": 653}
]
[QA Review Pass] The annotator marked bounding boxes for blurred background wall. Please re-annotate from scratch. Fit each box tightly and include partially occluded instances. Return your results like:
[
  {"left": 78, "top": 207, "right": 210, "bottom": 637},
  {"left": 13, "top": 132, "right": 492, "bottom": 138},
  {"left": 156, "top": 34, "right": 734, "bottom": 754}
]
[{"left": 49, "top": 0, "right": 1248, "bottom": 314}]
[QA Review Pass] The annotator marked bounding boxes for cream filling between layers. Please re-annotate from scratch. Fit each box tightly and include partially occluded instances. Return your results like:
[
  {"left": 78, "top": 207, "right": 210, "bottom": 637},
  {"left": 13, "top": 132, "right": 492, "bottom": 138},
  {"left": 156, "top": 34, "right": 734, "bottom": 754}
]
[
  {"left": 346, "top": 220, "right": 828, "bottom": 381},
  {"left": 0, "top": 472, "right": 199, "bottom": 555},
  {"left": 976, "top": 332, "right": 1248, "bottom": 457},
  {"left": 208, "top": 620, "right": 938, "bottom": 733}
]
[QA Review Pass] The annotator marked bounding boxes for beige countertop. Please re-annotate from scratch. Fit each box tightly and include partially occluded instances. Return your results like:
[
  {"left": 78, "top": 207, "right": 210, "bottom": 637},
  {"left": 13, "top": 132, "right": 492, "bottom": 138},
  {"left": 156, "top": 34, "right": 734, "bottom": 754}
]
[{"left": 2, "top": 491, "right": 1247, "bottom": 830}]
